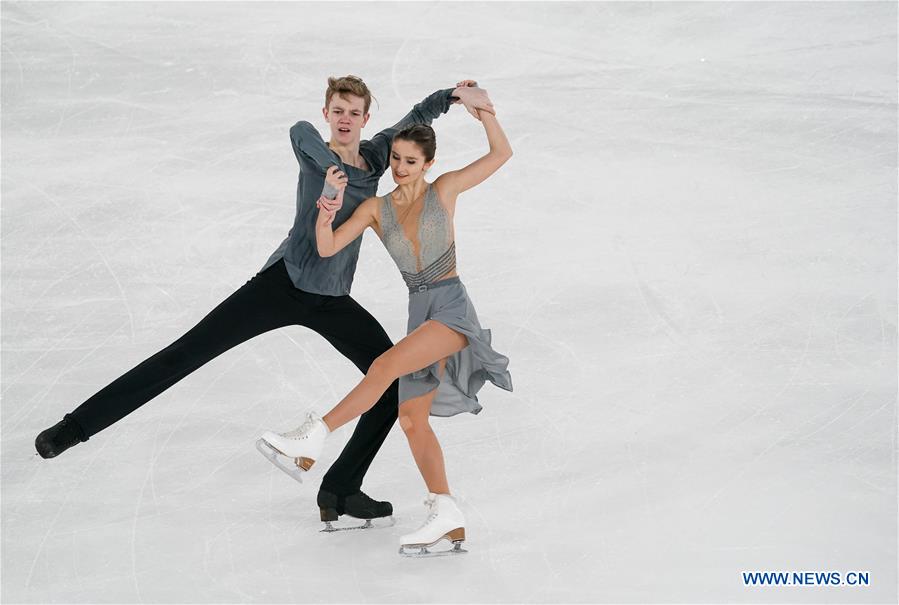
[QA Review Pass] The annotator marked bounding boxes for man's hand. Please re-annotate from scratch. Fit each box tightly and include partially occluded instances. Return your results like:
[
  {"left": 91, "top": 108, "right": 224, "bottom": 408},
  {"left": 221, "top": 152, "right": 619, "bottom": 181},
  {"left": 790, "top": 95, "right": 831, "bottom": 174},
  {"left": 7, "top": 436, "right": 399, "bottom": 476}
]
[
  {"left": 452, "top": 85, "right": 496, "bottom": 121},
  {"left": 454, "top": 79, "right": 478, "bottom": 91}
]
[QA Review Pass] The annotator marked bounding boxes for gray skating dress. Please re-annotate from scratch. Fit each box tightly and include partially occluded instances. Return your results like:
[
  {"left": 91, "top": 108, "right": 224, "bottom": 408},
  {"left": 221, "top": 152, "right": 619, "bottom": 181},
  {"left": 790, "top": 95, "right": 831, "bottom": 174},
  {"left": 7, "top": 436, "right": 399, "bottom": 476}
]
[{"left": 378, "top": 183, "right": 513, "bottom": 416}]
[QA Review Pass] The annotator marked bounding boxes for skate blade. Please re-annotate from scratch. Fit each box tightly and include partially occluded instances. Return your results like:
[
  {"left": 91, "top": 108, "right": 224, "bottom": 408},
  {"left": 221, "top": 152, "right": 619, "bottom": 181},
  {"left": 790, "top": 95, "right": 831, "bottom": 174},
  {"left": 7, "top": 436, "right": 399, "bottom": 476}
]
[
  {"left": 321, "top": 516, "right": 396, "bottom": 533},
  {"left": 399, "top": 540, "right": 468, "bottom": 557},
  {"left": 255, "top": 438, "right": 309, "bottom": 484}
]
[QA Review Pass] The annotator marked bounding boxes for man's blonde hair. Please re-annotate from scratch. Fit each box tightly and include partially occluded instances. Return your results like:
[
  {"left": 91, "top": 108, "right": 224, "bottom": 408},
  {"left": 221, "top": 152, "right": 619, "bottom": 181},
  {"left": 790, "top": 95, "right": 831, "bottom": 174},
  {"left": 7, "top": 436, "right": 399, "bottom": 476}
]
[{"left": 325, "top": 75, "right": 374, "bottom": 113}]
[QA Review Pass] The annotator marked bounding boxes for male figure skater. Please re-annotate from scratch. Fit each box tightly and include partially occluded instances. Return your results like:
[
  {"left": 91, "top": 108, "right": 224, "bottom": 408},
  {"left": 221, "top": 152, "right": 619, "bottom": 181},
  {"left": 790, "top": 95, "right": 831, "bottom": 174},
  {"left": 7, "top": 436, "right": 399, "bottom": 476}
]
[{"left": 35, "top": 75, "right": 492, "bottom": 526}]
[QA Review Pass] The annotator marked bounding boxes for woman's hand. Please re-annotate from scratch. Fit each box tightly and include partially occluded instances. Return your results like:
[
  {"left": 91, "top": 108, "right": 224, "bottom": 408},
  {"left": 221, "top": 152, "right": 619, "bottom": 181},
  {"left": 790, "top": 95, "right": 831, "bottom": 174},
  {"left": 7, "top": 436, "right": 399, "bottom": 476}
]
[
  {"left": 318, "top": 188, "right": 342, "bottom": 226},
  {"left": 325, "top": 165, "right": 348, "bottom": 192},
  {"left": 472, "top": 93, "right": 497, "bottom": 122},
  {"left": 317, "top": 185, "right": 344, "bottom": 217},
  {"left": 318, "top": 166, "right": 346, "bottom": 213},
  {"left": 453, "top": 86, "right": 495, "bottom": 121},
  {"left": 319, "top": 205, "right": 337, "bottom": 227}
]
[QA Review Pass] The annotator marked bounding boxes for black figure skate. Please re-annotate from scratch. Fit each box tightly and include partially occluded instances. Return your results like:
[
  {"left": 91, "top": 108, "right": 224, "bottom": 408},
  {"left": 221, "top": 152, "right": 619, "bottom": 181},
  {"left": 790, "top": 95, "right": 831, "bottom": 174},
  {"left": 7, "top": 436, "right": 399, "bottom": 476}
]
[
  {"left": 318, "top": 489, "right": 396, "bottom": 533},
  {"left": 35, "top": 415, "right": 86, "bottom": 459}
]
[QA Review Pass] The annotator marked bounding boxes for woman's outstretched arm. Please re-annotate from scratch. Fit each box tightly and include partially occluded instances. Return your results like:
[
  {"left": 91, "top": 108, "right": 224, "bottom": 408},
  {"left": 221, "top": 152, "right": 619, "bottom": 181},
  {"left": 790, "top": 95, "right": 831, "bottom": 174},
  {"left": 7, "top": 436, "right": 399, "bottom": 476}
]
[
  {"left": 435, "top": 108, "right": 512, "bottom": 200},
  {"left": 316, "top": 194, "right": 377, "bottom": 258}
]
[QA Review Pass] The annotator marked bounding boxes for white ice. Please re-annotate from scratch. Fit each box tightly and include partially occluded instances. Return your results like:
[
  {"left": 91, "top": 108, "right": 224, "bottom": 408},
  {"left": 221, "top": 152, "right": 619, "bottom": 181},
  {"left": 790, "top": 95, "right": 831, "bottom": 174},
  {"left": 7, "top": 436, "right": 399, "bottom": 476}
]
[{"left": 1, "top": 2, "right": 896, "bottom": 603}]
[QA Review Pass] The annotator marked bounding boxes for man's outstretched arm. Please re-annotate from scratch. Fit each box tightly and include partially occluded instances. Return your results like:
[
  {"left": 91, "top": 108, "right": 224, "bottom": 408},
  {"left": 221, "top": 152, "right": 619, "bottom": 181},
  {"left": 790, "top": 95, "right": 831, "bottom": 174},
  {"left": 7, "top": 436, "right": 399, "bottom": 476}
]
[{"left": 367, "top": 83, "right": 494, "bottom": 173}]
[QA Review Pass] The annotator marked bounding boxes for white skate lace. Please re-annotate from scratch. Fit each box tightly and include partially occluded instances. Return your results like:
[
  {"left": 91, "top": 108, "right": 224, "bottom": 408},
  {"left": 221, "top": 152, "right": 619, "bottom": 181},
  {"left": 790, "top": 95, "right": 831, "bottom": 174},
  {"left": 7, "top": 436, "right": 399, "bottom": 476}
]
[
  {"left": 282, "top": 414, "right": 318, "bottom": 440},
  {"left": 417, "top": 497, "right": 439, "bottom": 529}
]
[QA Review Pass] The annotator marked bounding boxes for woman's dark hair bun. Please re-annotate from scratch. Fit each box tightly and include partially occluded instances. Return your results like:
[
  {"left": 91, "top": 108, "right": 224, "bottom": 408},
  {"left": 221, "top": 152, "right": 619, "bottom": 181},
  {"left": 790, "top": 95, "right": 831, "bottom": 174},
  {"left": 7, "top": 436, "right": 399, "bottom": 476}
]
[{"left": 393, "top": 124, "right": 436, "bottom": 162}]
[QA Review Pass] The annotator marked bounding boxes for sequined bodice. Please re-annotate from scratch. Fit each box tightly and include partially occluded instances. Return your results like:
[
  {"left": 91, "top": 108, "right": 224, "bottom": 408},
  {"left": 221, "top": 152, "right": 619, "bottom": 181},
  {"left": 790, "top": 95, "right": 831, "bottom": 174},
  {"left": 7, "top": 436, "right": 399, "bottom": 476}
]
[{"left": 379, "top": 183, "right": 456, "bottom": 288}]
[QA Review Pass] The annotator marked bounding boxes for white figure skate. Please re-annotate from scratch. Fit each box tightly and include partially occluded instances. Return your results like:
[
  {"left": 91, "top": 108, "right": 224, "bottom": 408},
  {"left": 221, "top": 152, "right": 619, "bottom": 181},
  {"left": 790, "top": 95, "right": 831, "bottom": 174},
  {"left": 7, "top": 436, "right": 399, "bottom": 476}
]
[
  {"left": 256, "top": 412, "right": 329, "bottom": 484},
  {"left": 398, "top": 493, "right": 468, "bottom": 557}
]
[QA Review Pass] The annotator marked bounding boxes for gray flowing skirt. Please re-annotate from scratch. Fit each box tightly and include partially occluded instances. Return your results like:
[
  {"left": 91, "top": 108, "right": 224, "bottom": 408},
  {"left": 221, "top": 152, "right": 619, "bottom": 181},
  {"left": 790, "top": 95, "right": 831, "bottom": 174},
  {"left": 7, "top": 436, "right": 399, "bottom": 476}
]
[{"left": 401, "top": 276, "right": 513, "bottom": 416}]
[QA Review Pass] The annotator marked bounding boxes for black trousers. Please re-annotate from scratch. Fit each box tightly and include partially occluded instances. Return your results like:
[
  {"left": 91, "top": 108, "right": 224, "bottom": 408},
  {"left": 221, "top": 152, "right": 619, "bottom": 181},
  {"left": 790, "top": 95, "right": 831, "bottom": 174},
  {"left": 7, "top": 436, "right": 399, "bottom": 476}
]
[{"left": 67, "top": 259, "right": 398, "bottom": 496}]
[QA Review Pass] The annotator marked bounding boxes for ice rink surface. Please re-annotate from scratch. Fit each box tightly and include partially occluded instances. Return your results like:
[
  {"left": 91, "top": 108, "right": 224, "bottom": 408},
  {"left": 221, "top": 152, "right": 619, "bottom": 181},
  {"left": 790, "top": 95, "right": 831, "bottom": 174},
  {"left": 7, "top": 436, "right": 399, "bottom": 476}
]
[{"left": 2, "top": 2, "right": 896, "bottom": 603}]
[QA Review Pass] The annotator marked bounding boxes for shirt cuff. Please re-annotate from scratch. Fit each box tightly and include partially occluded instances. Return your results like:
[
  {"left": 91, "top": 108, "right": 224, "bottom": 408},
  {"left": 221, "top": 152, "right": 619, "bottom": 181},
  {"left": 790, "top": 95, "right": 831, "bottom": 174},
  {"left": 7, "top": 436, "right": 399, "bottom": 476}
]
[{"left": 321, "top": 181, "right": 339, "bottom": 200}]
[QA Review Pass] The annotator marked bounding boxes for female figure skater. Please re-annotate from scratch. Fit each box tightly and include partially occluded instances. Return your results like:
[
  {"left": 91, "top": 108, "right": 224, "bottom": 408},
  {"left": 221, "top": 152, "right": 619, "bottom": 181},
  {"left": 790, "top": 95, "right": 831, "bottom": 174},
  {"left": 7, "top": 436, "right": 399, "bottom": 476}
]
[{"left": 258, "top": 98, "right": 513, "bottom": 556}]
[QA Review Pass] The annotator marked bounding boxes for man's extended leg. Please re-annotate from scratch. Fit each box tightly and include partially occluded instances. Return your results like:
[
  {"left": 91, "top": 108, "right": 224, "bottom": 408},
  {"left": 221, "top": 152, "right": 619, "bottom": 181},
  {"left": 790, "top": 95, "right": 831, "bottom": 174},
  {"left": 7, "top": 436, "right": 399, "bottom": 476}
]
[
  {"left": 37, "top": 260, "right": 309, "bottom": 457},
  {"left": 304, "top": 294, "right": 400, "bottom": 497}
]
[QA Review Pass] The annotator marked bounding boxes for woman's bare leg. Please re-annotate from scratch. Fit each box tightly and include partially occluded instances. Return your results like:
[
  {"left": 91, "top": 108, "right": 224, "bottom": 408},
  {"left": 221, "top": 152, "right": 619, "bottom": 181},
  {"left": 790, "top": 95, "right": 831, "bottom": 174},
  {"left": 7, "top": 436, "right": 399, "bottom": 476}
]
[
  {"left": 398, "top": 359, "right": 449, "bottom": 494},
  {"left": 322, "top": 320, "right": 467, "bottom": 431}
]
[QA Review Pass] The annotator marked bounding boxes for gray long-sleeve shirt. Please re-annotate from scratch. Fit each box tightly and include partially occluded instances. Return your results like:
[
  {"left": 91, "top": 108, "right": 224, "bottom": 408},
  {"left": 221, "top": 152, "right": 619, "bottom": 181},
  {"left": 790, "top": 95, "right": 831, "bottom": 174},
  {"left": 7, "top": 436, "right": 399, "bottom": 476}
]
[{"left": 261, "top": 88, "right": 455, "bottom": 296}]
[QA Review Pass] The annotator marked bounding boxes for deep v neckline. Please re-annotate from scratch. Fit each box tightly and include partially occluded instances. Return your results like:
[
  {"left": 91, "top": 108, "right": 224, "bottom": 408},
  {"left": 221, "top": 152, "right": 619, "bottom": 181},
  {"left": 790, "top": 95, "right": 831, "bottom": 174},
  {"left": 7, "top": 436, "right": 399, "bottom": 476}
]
[{"left": 387, "top": 183, "right": 430, "bottom": 270}]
